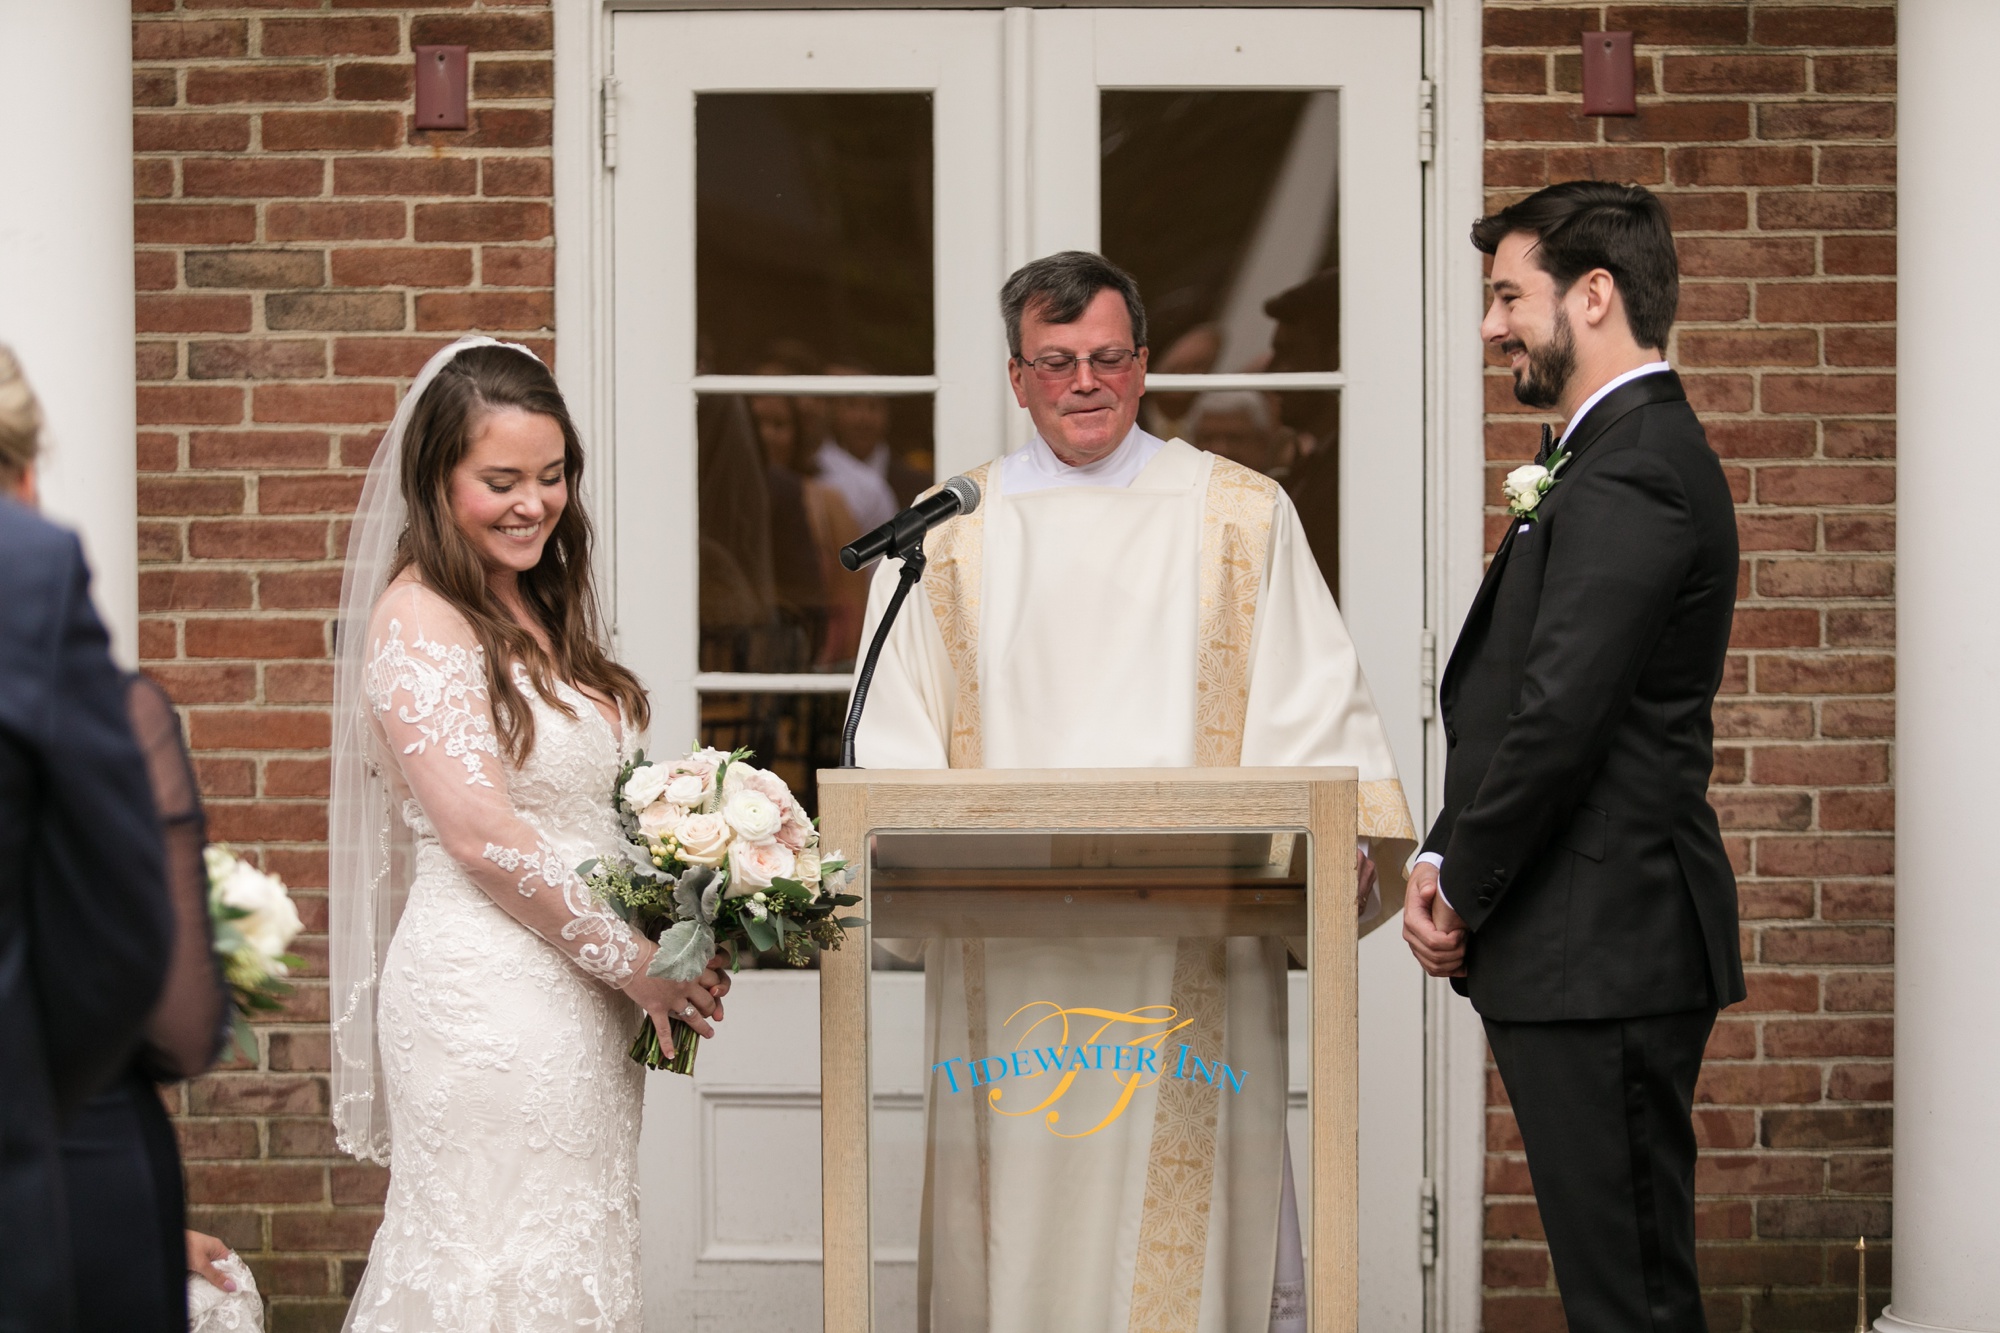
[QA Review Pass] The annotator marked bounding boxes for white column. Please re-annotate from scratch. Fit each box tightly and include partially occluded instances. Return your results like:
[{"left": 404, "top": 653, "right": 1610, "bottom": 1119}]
[
  {"left": 0, "top": 0, "right": 139, "bottom": 663},
  {"left": 1883, "top": 3, "right": 2000, "bottom": 1330}
]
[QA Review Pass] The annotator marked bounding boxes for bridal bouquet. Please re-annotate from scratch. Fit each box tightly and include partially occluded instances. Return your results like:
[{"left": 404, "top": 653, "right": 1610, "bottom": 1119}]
[
  {"left": 206, "top": 845, "right": 305, "bottom": 1061},
  {"left": 580, "top": 746, "right": 859, "bottom": 1074}
]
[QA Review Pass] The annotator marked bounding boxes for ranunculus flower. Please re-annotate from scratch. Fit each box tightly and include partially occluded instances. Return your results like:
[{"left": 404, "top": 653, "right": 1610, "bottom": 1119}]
[
  {"left": 727, "top": 839, "right": 796, "bottom": 894},
  {"left": 723, "top": 788, "right": 782, "bottom": 844},
  {"left": 636, "top": 800, "right": 684, "bottom": 840},
  {"left": 621, "top": 763, "right": 673, "bottom": 811},
  {"left": 1502, "top": 463, "right": 1551, "bottom": 514},
  {"left": 673, "top": 812, "right": 732, "bottom": 867},
  {"left": 776, "top": 798, "right": 813, "bottom": 851}
]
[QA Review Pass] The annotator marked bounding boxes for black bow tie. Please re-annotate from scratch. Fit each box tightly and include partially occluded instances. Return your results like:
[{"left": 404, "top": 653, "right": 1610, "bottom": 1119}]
[{"left": 1534, "top": 423, "right": 1556, "bottom": 466}]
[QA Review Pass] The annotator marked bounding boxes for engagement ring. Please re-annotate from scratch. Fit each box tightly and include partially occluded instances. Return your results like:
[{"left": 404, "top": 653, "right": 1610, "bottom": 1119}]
[{"left": 682, "top": 1005, "right": 697, "bottom": 1018}]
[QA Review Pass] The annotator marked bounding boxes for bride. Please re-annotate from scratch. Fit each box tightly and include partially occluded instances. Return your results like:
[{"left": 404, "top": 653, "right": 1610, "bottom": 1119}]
[{"left": 329, "top": 338, "right": 727, "bottom": 1329}]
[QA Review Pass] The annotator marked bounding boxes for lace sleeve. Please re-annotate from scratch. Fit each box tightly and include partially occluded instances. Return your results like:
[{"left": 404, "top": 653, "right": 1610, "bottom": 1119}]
[{"left": 364, "top": 585, "right": 644, "bottom": 987}]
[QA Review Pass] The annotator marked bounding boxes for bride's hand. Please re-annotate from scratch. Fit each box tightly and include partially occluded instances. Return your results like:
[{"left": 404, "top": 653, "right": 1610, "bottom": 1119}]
[{"left": 623, "top": 952, "right": 732, "bottom": 1038}]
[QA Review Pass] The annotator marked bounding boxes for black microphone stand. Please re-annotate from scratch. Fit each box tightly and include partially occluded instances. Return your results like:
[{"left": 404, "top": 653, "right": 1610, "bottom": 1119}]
[{"left": 839, "top": 534, "right": 928, "bottom": 768}]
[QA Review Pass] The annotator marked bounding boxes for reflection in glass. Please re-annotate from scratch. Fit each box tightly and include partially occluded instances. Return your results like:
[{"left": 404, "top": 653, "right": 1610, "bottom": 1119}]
[
  {"left": 697, "top": 93, "right": 934, "bottom": 375},
  {"left": 1169, "top": 389, "right": 1340, "bottom": 598},
  {"left": 1102, "top": 91, "right": 1341, "bottom": 374},
  {"left": 867, "top": 830, "right": 1314, "bottom": 1331},
  {"left": 699, "top": 391, "right": 932, "bottom": 674}
]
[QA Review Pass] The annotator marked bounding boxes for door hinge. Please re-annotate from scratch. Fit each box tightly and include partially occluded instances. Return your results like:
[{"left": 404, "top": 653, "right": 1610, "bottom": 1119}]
[
  {"left": 1419, "top": 1176, "right": 1439, "bottom": 1269},
  {"left": 1417, "top": 78, "right": 1436, "bottom": 164},
  {"left": 1419, "top": 628, "right": 1437, "bottom": 720},
  {"left": 601, "top": 75, "right": 620, "bottom": 171}
]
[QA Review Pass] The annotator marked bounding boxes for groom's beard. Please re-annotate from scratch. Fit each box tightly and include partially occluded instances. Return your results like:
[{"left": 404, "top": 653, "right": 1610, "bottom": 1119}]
[{"left": 1504, "top": 307, "right": 1576, "bottom": 410}]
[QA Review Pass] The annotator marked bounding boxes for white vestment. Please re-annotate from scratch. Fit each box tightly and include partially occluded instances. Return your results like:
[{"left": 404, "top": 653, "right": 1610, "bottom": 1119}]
[{"left": 855, "top": 431, "right": 1416, "bottom": 1333}]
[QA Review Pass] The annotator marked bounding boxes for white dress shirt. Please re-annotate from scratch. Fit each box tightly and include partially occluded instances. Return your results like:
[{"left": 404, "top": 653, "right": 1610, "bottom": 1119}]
[{"left": 1418, "top": 360, "right": 1673, "bottom": 901}]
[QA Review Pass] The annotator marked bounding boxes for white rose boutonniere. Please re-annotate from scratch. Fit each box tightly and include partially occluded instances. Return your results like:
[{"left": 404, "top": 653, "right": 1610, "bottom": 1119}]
[{"left": 1502, "top": 448, "right": 1571, "bottom": 523}]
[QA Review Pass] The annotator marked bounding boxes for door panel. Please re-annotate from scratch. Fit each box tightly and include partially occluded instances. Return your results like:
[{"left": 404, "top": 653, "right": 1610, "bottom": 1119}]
[{"left": 613, "top": 10, "right": 1427, "bottom": 1329}]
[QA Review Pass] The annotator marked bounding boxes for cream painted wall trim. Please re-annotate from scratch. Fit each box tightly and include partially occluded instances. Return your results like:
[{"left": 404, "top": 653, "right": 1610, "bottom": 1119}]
[
  {"left": 550, "top": 4, "right": 1487, "bottom": 1327},
  {"left": 0, "top": 0, "right": 140, "bottom": 663}
]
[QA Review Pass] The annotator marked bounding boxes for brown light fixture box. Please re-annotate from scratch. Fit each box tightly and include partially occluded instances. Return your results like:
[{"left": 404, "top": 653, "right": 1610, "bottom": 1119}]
[
  {"left": 415, "top": 45, "right": 469, "bottom": 131},
  {"left": 1581, "top": 32, "right": 1637, "bottom": 116}
]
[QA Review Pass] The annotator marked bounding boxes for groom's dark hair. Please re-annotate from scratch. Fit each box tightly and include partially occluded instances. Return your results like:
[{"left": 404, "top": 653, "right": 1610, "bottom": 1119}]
[
  {"left": 1472, "top": 180, "right": 1679, "bottom": 352},
  {"left": 1000, "top": 251, "right": 1148, "bottom": 358}
]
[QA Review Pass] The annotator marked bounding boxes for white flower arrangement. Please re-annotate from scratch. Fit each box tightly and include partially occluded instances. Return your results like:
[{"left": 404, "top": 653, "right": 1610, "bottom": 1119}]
[
  {"left": 206, "top": 845, "right": 304, "bottom": 1059},
  {"left": 579, "top": 746, "right": 857, "bottom": 1074}
]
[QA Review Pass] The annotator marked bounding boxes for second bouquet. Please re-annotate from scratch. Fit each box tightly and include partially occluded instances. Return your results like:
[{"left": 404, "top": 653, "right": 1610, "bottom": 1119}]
[{"left": 580, "top": 745, "right": 859, "bottom": 1075}]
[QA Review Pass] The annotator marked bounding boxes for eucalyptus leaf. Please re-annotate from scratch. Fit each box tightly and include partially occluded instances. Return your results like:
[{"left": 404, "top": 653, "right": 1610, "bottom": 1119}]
[
  {"left": 743, "top": 913, "right": 778, "bottom": 953},
  {"left": 649, "top": 920, "right": 718, "bottom": 982}
]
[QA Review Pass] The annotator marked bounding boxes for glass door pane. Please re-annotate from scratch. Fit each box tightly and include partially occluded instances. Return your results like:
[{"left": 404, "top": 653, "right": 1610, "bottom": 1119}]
[
  {"left": 697, "top": 93, "right": 935, "bottom": 376},
  {"left": 1100, "top": 88, "right": 1342, "bottom": 595}
]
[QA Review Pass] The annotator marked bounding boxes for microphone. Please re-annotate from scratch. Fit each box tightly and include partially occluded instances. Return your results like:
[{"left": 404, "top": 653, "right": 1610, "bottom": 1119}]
[{"left": 839, "top": 474, "right": 981, "bottom": 570}]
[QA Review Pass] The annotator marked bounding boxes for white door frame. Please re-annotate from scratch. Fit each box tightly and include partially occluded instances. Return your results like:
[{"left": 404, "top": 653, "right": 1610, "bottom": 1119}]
[{"left": 551, "top": 2, "right": 1490, "bottom": 1328}]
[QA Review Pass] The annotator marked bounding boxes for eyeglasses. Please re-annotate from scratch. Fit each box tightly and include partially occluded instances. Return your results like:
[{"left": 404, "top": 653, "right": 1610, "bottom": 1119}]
[{"left": 1015, "top": 348, "right": 1141, "bottom": 380}]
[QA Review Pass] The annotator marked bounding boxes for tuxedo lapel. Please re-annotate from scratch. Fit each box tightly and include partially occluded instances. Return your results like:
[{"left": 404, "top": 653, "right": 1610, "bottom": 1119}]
[
  {"left": 1555, "top": 369, "right": 1687, "bottom": 470},
  {"left": 1442, "top": 372, "right": 1688, "bottom": 701}
]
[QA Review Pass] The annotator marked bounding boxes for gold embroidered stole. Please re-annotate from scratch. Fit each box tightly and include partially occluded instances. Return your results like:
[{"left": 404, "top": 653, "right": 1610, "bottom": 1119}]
[
  {"left": 923, "top": 455, "right": 1284, "bottom": 1331},
  {"left": 919, "top": 461, "right": 991, "bottom": 769}
]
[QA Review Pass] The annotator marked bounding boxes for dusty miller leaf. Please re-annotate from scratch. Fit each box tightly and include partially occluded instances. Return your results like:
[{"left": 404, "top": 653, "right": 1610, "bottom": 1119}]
[{"left": 648, "top": 920, "right": 717, "bottom": 982}]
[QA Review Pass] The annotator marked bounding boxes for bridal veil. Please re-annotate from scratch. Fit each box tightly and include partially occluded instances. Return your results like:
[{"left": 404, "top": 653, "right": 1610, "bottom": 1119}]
[{"left": 328, "top": 336, "right": 542, "bottom": 1163}]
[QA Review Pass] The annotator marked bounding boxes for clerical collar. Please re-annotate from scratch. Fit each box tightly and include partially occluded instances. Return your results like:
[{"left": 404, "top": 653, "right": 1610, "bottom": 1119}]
[
  {"left": 1001, "top": 426, "right": 1167, "bottom": 496},
  {"left": 1558, "top": 361, "right": 1671, "bottom": 449}
]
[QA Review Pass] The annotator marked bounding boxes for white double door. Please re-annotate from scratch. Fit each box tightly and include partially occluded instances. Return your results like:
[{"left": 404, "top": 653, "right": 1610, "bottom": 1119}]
[{"left": 610, "top": 8, "right": 1429, "bottom": 1330}]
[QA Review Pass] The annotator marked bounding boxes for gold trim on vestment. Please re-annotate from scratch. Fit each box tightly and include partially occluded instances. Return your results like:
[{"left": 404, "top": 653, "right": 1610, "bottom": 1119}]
[
  {"left": 1360, "top": 778, "right": 1419, "bottom": 843},
  {"left": 922, "top": 462, "right": 992, "bottom": 769},
  {"left": 1193, "top": 459, "right": 1280, "bottom": 767},
  {"left": 1126, "top": 937, "right": 1228, "bottom": 1333}
]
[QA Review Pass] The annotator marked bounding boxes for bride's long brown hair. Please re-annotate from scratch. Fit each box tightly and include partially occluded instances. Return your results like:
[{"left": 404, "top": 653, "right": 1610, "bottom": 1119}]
[{"left": 392, "top": 344, "right": 649, "bottom": 763}]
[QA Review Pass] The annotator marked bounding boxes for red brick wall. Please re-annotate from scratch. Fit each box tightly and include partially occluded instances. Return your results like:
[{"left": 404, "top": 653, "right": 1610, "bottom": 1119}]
[
  {"left": 1481, "top": 3, "right": 1895, "bottom": 1330},
  {"left": 129, "top": 1, "right": 1897, "bottom": 1327},
  {"left": 131, "top": 4, "right": 555, "bottom": 1326}
]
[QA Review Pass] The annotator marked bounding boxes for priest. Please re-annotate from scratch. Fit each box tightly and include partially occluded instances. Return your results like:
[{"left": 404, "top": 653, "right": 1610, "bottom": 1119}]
[{"left": 854, "top": 251, "right": 1417, "bottom": 1333}]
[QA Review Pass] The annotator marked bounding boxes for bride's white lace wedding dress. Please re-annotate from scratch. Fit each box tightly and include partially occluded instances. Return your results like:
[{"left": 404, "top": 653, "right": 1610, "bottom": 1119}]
[{"left": 342, "top": 581, "right": 648, "bottom": 1332}]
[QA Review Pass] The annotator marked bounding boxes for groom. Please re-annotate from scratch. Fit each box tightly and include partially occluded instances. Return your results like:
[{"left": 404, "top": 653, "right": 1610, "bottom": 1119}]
[{"left": 1403, "top": 181, "right": 1744, "bottom": 1332}]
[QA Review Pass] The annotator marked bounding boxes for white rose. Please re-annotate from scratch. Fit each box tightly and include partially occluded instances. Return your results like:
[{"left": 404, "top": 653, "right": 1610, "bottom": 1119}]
[
  {"left": 794, "top": 847, "right": 822, "bottom": 893},
  {"left": 215, "top": 856, "right": 302, "bottom": 969},
  {"left": 727, "top": 839, "right": 796, "bottom": 894},
  {"left": 665, "top": 772, "right": 709, "bottom": 808},
  {"left": 1502, "top": 463, "right": 1551, "bottom": 513},
  {"left": 722, "top": 789, "right": 782, "bottom": 845},
  {"left": 621, "top": 763, "right": 673, "bottom": 811},
  {"left": 636, "top": 800, "right": 684, "bottom": 840},
  {"left": 673, "top": 812, "right": 732, "bottom": 867}
]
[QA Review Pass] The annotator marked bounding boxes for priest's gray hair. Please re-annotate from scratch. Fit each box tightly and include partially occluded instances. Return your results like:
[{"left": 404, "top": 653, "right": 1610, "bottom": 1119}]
[{"left": 1000, "top": 251, "right": 1148, "bottom": 358}]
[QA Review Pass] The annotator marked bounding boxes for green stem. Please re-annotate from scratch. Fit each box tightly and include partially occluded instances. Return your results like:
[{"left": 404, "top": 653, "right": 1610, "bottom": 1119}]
[{"left": 627, "top": 1015, "right": 701, "bottom": 1075}]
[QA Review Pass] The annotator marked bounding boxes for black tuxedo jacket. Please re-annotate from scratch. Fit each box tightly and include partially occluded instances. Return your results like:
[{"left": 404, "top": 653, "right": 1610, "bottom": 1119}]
[
  {"left": 0, "top": 498, "right": 172, "bottom": 1330},
  {"left": 1427, "top": 371, "right": 1745, "bottom": 1021}
]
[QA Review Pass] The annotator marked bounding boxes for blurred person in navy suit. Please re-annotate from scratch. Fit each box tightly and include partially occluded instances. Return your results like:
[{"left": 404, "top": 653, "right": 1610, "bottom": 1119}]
[{"left": 0, "top": 344, "right": 174, "bottom": 1331}]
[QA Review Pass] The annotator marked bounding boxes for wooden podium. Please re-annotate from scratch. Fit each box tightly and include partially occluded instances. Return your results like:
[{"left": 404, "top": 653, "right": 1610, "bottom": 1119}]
[{"left": 816, "top": 767, "right": 1362, "bottom": 1333}]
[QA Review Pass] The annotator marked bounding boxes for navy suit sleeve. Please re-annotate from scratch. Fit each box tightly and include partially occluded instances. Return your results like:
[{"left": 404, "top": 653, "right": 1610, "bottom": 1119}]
[
  {"left": 29, "top": 531, "right": 173, "bottom": 1114},
  {"left": 1440, "top": 437, "right": 1694, "bottom": 930}
]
